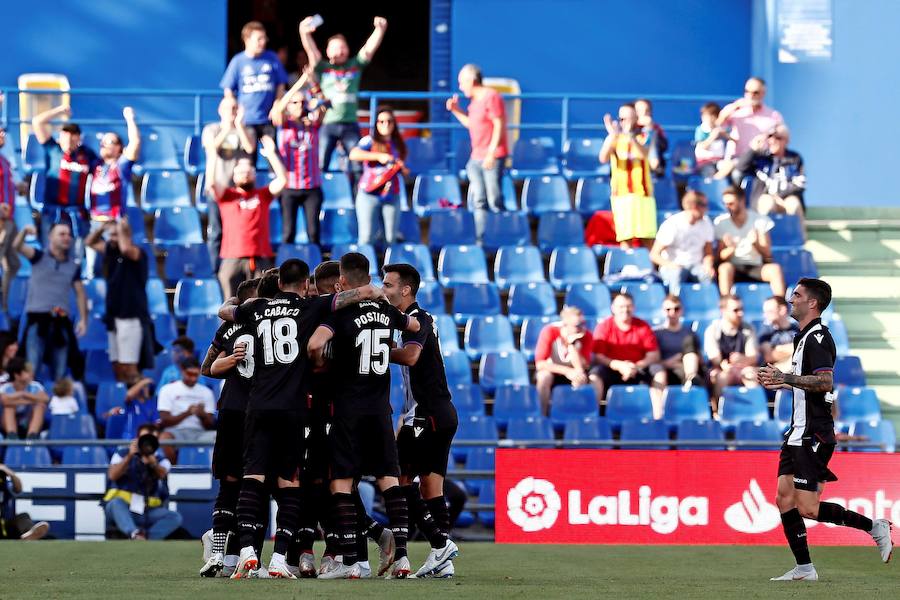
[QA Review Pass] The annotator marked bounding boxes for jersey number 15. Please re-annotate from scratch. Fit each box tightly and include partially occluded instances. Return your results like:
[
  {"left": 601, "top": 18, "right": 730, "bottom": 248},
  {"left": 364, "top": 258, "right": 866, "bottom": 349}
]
[{"left": 356, "top": 328, "right": 390, "bottom": 375}]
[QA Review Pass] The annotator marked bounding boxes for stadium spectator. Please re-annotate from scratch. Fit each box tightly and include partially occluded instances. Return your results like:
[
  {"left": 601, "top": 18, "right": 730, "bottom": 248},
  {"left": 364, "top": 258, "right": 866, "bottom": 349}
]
[
  {"left": 349, "top": 106, "right": 408, "bottom": 246},
  {"left": 0, "top": 126, "right": 25, "bottom": 312},
  {"left": 650, "top": 190, "right": 716, "bottom": 295},
  {"left": 0, "top": 358, "right": 48, "bottom": 439},
  {"left": 103, "top": 423, "right": 182, "bottom": 540},
  {"left": 0, "top": 462, "right": 50, "bottom": 540},
  {"left": 714, "top": 186, "right": 786, "bottom": 297},
  {"left": 0, "top": 333, "right": 18, "bottom": 384},
  {"left": 757, "top": 295, "right": 799, "bottom": 373},
  {"left": 650, "top": 296, "right": 703, "bottom": 418},
  {"left": 273, "top": 72, "right": 328, "bottom": 245},
  {"left": 99, "top": 376, "right": 158, "bottom": 437},
  {"left": 85, "top": 217, "right": 156, "bottom": 383},
  {"left": 734, "top": 124, "right": 806, "bottom": 219},
  {"left": 694, "top": 102, "right": 731, "bottom": 177},
  {"left": 300, "top": 16, "right": 388, "bottom": 188},
  {"left": 220, "top": 21, "right": 288, "bottom": 140},
  {"left": 704, "top": 295, "right": 759, "bottom": 413},
  {"left": 31, "top": 105, "right": 98, "bottom": 246},
  {"left": 288, "top": 49, "right": 310, "bottom": 86},
  {"left": 158, "top": 335, "right": 196, "bottom": 390},
  {"left": 48, "top": 377, "right": 79, "bottom": 416},
  {"left": 590, "top": 292, "right": 660, "bottom": 404},
  {"left": 14, "top": 223, "right": 87, "bottom": 382},
  {"left": 534, "top": 306, "right": 598, "bottom": 415},
  {"left": 157, "top": 356, "right": 216, "bottom": 464},
  {"left": 634, "top": 98, "right": 668, "bottom": 178},
  {"left": 600, "top": 103, "right": 657, "bottom": 248},
  {"left": 202, "top": 98, "right": 257, "bottom": 269},
  {"left": 447, "top": 64, "right": 509, "bottom": 240},
  {"left": 715, "top": 76, "right": 784, "bottom": 158},
  {"left": 210, "top": 136, "right": 287, "bottom": 299}
]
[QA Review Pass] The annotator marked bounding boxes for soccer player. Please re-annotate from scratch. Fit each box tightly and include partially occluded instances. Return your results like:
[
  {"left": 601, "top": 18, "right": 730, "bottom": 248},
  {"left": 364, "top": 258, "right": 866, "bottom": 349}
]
[
  {"left": 383, "top": 263, "right": 460, "bottom": 578},
  {"left": 759, "top": 278, "right": 893, "bottom": 581},
  {"left": 307, "top": 252, "right": 420, "bottom": 579},
  {"left": 219, "top": 258, "right": 386, "bottom": 579}
]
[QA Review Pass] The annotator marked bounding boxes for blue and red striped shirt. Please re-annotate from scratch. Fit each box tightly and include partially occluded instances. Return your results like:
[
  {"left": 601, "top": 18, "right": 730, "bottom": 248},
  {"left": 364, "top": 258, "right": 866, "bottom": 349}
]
[
  {"left": 90, "top": 157, "right": 134, "bottom": 219},
  {"left": 43, "top": 140, "right": 98, "bottom": 208},
  {"left": 278, "top": 120, "right": 322, "bottom": 190},
  {"left": 0, "top": 154, "right": 15, "bottom": 209}
]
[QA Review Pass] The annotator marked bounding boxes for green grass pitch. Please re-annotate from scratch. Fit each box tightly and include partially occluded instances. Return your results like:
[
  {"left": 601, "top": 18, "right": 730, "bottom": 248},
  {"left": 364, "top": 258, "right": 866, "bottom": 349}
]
[{"left": 3, "top": 541, "right": 897, "bottom": 599}]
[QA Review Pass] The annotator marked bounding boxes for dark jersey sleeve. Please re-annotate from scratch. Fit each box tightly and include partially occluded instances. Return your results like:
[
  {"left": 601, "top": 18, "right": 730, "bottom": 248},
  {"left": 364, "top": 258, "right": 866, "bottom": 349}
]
[
  {"left": 803, "top": 330, "right": 836, "bottom": 375},
  {"left": 308, "top": 295, "right": 335, "bottom": 323},
  {"left": 385, "top": 304, "right": 411, "bottom": 332},
  {"left": 211, "top": 323, "right": 230, "bottom": 352},
  {"left": 401, "top": 310, "right": 429, "bottom": 348},
  {"left": 319, "top": 312, "right": 338, "bottom": 335},
  {"left": 234, "top": 297, "right": 264, "bottom": 324}
]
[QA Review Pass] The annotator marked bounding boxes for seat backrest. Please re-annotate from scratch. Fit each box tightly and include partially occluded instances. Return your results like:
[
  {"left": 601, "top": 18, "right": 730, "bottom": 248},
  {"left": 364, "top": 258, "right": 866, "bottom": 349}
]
[
  {"left": 62, "top": 445, "right": 110, "bottom": 466},
  {"left": 605, "top": 385, "right": 653, "bottom": 425},
  {"left": 719, "top": 386, "right": 769, "bottom": 424},
  {"left": 494, "top": 245, "right": 545, "bottom": 289},
  {"left": 506, "top": 416, "right": 554, "bottom": 440},
  {"left": 575, "top": 176, "right": 612, "bottom": 215},
  {"left": 734, "top": 420, "right": 783, "bottom": 449},
  {"left": 506, "top": 282, "right": 557, "bottom": 324},
  {"left": 321, "top": 172, "right": 354, "bottom": 208},
  {"left": 679, "top": 282, "right": 721, "bottom": 321},
  {"left": 618, "top": 281, "right": 666, "bottom": 322},
  {"left": 3, "top": 446, "right": 52, "bottom": 468},
  {"left": 275, "top": 243, "right": 323, "bottom": 267},
  {"left": 619, "top": 419, "right": 670, "bottom": 447},
  {"left": 562, "top": 137, "right": 605, "bottom": 173},
  {"left": 174, "top": 278, "right": 223, "bottom": 320},
  {"left": 417, "top": 280, "right": 445, "bottom": 315},
  {"left": 437, "top": 245, "right": 489, "bottom": 285},
  {"left": 385, "top": 243, "right": 435, "bottom": 281},
  {"left": 442, "top": 350, "right": 472, "bottom": 386},
  {"left": 511, "top": 136, "right": 559, "bottom": 175},
  {"left": 429, "top": 210, "right": 477, "bottom": 248},
  {"left": 521, "top": 175, "right": 570, "bottom": 214},
  {"left": 478, "top": 350, "right": 529, "bottom": 392},
  {"left": 493, "top": 384, "right": 541, "bottom": 427},
  {"left": 537, "top": 211, "right": 584, "bottom": 252},
  {"left": 153, "top": 206, "right": 203, "bottom": 245},
  {"left": 662, "top": 386, "right": 711, "bottom": 424},
  {"left": 412, "top": 173, "right": 462, "bottom": 215},
  {"left": 603, "top": 247, "right": 653, "bottom": 278},
  {"left": 319, "top": 208, "right": 358, "bottom": 247},
  {"left": 141, "top": 170, "right": 191, "bottom": 211},
  {"left": 481, "top": 211, "right": 531, "bottom": 252},
  {"left": 563, "top": 417, "right": 613, "bottom": 443},
  {"left": 549, "top": 245, "right": 599, "bottom": 288},
  {"left": 451, "top": 282, "right": 501, "bottom": 324},
  {"left": 146, "top": 278, "right": 170, "bottom": 315},
  {"left": 563, "top": 282, "right": 611, "bottom": 319},
  {"left": 518, "top": 316, "right": 554, "bottom": 360},
  {"left": 163, "top": 243, "right": 214, "bottom": 282},
  {"left": 837, "top": 387, "right": 881, "bottom": 421},
  {"left": 463, "top": 315, "right": 516, "bottom": 359},
  {"left": 848, "top": 420, "right": 896, "bottom": 453},
  {"left": 834, "top": 355, "right": 866, "bottom": 387},
  {"left": 450, "top": 383, "right": 485, "bottom": 417},
  {"left": 178, "top": 446, "right": 213, "bottom": 467},
  {"left": 675, "top": 419, "right": 725, "bottom": 450}
]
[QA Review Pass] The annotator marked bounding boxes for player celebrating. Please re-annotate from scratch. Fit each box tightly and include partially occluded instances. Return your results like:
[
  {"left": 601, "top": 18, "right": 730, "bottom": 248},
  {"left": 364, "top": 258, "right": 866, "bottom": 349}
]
[
  {"left": 307, "top": 253, "right": 420, "bottom": 579},
  {"left": 759, "top": 278, "right": 893, "bottom": 581},
  {"left": 382, "top": 263, "right": 460, "bottom": 578}
]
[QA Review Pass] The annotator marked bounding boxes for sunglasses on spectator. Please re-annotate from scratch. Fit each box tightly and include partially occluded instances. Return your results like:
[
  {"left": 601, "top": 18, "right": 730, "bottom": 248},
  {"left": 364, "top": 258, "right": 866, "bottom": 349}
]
[
  {"left": 377, "top": 118, "right": 395, "bottom": 124},
  {"left": 744, "top": 88, "right": 763, "bottom": 95},
  {"left": 731, "top": 307, "right": 744, "bottom": 313},
  {"left": 664, "top": 306, "right": 682, "bottom": 312}
]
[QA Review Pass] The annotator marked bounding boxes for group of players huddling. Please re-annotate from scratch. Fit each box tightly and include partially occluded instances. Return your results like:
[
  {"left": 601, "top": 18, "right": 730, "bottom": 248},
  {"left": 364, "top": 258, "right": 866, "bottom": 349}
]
[{"left": 196, "top": 254, "right": 459, "bottom": 579}]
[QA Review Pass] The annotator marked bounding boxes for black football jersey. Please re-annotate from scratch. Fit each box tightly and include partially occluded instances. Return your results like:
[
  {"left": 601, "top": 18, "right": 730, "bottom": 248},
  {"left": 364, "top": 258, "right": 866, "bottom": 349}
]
[
  {"left": 210, "top": 320, "right": 255, "bottom": 411},
  {"left": 786, "top": 317, "right": 837, "bottom": 445},
  {"left": 399, "top": 303, "right": 457, "bottom": 426}
]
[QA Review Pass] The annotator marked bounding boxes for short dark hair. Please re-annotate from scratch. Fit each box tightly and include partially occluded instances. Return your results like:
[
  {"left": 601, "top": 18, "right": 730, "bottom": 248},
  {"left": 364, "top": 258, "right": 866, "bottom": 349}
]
[
  {"left": 719, "top": 294, "right": 741, "bottom": 308},
  {"left": 241, "top": 21, "right": 266, "bottom": 40},
  {"left": 6, "top": 357, "right": 29, "bottom": 378},
  {"left": 279, "top": 258, "right": 310, "bottom": 286},
  {"left": 236, "top": 278, "right": 259, "bottom": 303},
  {"left": 797, "top": 278, "right": 832, "bottom": 312},
  {"left": 383, "top": 263, "right": 421, "bottom": 295},
  {"left": 340, "top": 252, "right": 370, "bottom": 287},
  {"left": 180, "top": 355, "right": 201, "bottom": 371},
  {"left": 61, "top": 123, "right": 81, "bottom": 135},
  {"left": 722, "top": 185, "right": 745, "bottom": 201},
  {"left": 172, "top": 335, "right": 195, "bottom": 354},
  {"left": 257, "top": 271, "right": 280, "bottom": 298},
  {"left": 767, "top": 295, "right": 789, "bottom": 309},
  {"left": 612, "top": 291, "right": 633, "bottom": 303},
  {"left": 701, "top": 102, "right": 721, "bottom": 116},
  {"left": 314, "top": 260, "right": 341, "bottom": 287},
  {"left": 137, "top": 422, "right": 158, "bottom": 436}
]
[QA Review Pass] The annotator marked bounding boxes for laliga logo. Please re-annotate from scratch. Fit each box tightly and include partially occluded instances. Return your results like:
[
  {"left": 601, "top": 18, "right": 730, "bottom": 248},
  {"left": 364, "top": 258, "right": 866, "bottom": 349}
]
[
  {"left": 723, "top": 479, "right": 781, "bottom": 534},
  {"left": 507, "top": 477, "right": 562, "bottom": 532}
]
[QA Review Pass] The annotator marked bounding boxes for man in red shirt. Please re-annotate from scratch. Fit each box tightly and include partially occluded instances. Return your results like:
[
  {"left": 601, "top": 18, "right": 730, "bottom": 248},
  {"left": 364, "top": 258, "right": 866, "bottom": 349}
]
[
  {"left": 446, "top": 64, "right": 508, "bottom": 240},
  {"left": 534, "top": 306, "right": 597, "bottom": 414},
  {"left": 211, "top": 136, "right": 287, "bottom": 298},
  {"left": 590, "top": 292, "right": 661, "bottom": 405}
]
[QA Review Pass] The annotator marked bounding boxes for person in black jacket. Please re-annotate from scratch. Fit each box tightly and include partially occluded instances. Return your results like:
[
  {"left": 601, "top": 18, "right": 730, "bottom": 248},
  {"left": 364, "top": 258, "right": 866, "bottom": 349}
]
[{"left": 733, "top": 124, "right": 806, "bottom": 219}]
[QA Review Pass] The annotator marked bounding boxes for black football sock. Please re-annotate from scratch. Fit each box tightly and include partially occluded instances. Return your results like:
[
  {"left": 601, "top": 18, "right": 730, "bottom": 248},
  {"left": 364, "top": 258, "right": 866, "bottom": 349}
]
[
  {"left": 253, "top": 490, "right": 271, "bottom": 558},
  {"left": 319, "top": 485, "right": 339, "bottom": 557},
  {"left": 816, "top": 501, "right": 874, "bottom": 531},
  {"left": 236, "top": 478, "right": 266, "bottom": 551},
  {"left": 295, "top": 485, "right": 318, "bottom": 554},
  {"left": 212, "top": 479, "right": 241, "bottom": 555},
  {"left": 780, "top": 508, "right": 812, "bottom": 565},
  {"left": 351, "top": 488, "right": 371, "bottom": 562},
  {"left": 273, "top": 487, "right": 303, "bottom": 556},
  {"left": 332, "top": 492, "right": 358, "bottom": 566},
  {"left": 425, "top": 495, "right": 452, "bottom": 542},
  {"left": 383, "top": 486, "right": 409, "bottom": 560},
  {"left": 404, "top": 484, "right": 446, "bottom": 549}
]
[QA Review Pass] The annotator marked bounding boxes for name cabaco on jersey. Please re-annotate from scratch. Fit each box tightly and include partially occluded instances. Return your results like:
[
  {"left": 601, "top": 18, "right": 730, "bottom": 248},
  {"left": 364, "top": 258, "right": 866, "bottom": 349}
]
[{"left": 258, "top": 299, "right": 301, "bottom": 319}]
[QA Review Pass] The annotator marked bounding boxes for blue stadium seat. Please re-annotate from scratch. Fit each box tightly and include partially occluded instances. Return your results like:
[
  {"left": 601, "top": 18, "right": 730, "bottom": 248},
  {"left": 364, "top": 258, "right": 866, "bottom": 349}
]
[
  {"left": 481, "top": 211, "right": 531, "bottom": 253},
  {"left": 22, "top": 134, "right": 47, "bottom": 174},
  {"left": 563, "top": 417, "right": 612, "bottom": 447},
  {"left": 519, "top": 316, "right": 554, "bottom": 361},
  {"left": 429, "top": 210, "right": 477, "bottom": 249},
  {"left": 267, "top": 200, "right": 286, "bottom": 245},
  {"left": 443, "top": 350, "right": 472, "bottom": 387},
  {"left": 153, "top": 206, "right": 203, "bottom": 246},
  {"left": 835, "top": 355, "right": 866, "bottom": 387},
  {"left": 438, "top": 245, "right": 489, "bottom": 286},
  {"left": 451, "top": 282, "right": 500, "bottom": 324},
  {"left": 412, "top": 173, "right": 462, "bottom": 216},
  {"left": 140, "top": 170, "right": 191, "bottom": 212},
  {"left": 453, "top": 415, "right": 498, "bottom": 462},
  {"left": 49, "top": 413, "right": 97, "bottom": 459},
  {"left": 319, "top": 208, "right": 357, "bottom": 248},
  {"left": 384, "top": 243, "right": 435, "bottom": 281},
  {"left": 774, "top": 388, "right": 793, "bottom": 424},
  {"left": 146, "top": 278, "right": 169, "bottom": 315},
  {"left": 450, "top": 383, "right": 485, "bottom": 418},
  {"left": 521, "top": 175, "right": 571, "bottom": 215},
  {"left": 653, "top": 176, "right": 681, "bottom": 212},
  {"left": 396, "top": 210, "right": 421, "bottom": 244},
  {"left": 618, "top": 281, "right": 666, "bottom": 322},
  {"left": 605, "top": 385, "right": 653, "bottom": 427},
  {"left": 435, "top": 314, "right": 460, "bottom": 352},
  {"left": 177, "top": 446, "right": 213, "bottom": 468},
  {"left": 603, "top": 247, "right": 653, "bottom": 279},
  {"left": 331, "top": 243, "right": 379, "bottom": 275},
  {"left": 78, "top": 316, "right": 109, "bottom": 351},
  {"left": 509, "top": 137, "right": 559, "bottom": 179},
  {"left": 389, "top": 364, "right": 406, "bottom": 414},
  {"left": 151, "top": 313, "right": 178, "bottom": 348},
  {"left": 548, "top": 245, "right": 599, "bottom": 290},
  {"left": 84, "top": 278, "right": 107, "bottom": 316},
  {"left": 464, "top": 447, "right": 495, "bottom": 495},
  {"left": 477, "top": 485, "right": 496, "bottom": 527},
  {"left": 848, "top": 420, "right": 896, "bottom": 453},
  {"left": 675, "top": 419, "right": 725, "bottom": 450},
  {"left": 734, "top": 420, "right": 783, "bottom": 450},
  {"left": 563, "top": 282, "right": 611, "bottom": 320},
  {"left": 276, "top": 243, "right": 323, "bottom": 267},
  {"left": 719, "top": 386, "right": 769, "bottom": 427},
  {"left": 174, "top": 278, "right": 223, "bottom": 321},
  {"left": 94, "top": 382, "right": 127, "bottom": 422},
  {"left": 562, "top": 137, "right": 606, "bottom": 179},
  {"left": 837, "top": 387, "right": 881, "bottom": 423},
  {"left": 62, "top": 445, "right": 110, "bottom": 466},
  {"left": 506, "top": 416, "right": 554, "bottom": 441},
  {"left": 418, "top": 281, "right": 445, "bottom": 315},
  {"left": 493, "top": 384, "right": 541, "bottom": 429},
  {"left": 494, "top": 246, "right": 545, "bottom": 290},
  {"left": 662, "top": 386, "right": 711, "bottom": 426},
  {"left": 772, "top": 248, "right": 818, "bottom": 285},
  {"left": 507, "top": 282, "right": 556, "bottom": 326},
  {"left": 183, "top": 134, "right": 203, "bottom": 177},
  {"left": 679, "top": 282, "right": 721, "bottom": 321},
  {"left": 550, "top": 385, "right": 598, "bottom": 429},
  {"left": 464, "top": 315, "right": 516, "bottom": 360},
  {"left": 619, "top": 419, "right": 670, "bottom": 449},
  {"left": 104, "top": 413, "right": 128, "bottom": 441},
  {"left": 537, "top": 211, "right": 584, "bottom": 253},
  {"left": 405, "top": 137, "right": 446, "bottom": 177},
  {"left": 769, "top": 214, "right": 805, "bottom": 248},
  {"left": 3, "top": 446, "right": 51, "bottom": 468},
  {"left": 13, "top": 199, "right": 36, "bottom": 233},
  {"left": 479, "top": 350, "right": 529, "bottom": 394},
  {"left": 732, "top": 282, "right": 772, "bottom": 319},
  {"left": 85, "top": 350, "right": 116, "bottom": 389},
  {"left": 7, "top": 276, "right": 28, "bottom": 322},
  {"left": 186, "top": 315, "right": 220, "bottom": 347},
  {"left": 134, "top": 129, "right": 180, "bottom": 174},
  {"left": 686, "top": 176, "right": 728, "bottom": 214},
  {"left": 574, "top": 177, "right": 612, "bottom": 216},
  {"left": 123, "top": 206, "right": 148, "bottom": 243},
  {"left": 826, "top": 313, "right": 851, "bottom": 355},
  {"left": 163, "top": 243, "right": 213, "bottom": 283},
  {"left": 321, "top": 172, "right": 354, "bottom": 209},
  {"left": 453, "top": 136, "right": 471, "bottom": 178}
]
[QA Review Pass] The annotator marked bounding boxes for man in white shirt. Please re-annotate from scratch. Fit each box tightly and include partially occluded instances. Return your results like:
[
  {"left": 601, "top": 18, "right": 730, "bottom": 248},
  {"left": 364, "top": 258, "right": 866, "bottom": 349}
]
[
  {"left": 157, "top": 355, "right": 217, "bottom": 463},
  {"left": 650, "top": 190, "right": 716, "bottom": 295}
]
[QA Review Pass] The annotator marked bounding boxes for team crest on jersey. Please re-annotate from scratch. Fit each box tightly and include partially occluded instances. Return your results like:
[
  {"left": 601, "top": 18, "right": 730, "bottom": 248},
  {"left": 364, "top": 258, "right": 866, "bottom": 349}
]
[
  {"left": 414, "top": 426, "right": 424, "bottom": 438},
  {"left": 814, "top": 334, "right": 824, "bottom": 344},
  {"left": 325, "top": 423, "right": 331, "bottom": 435},
  {"left": 304, "top": 426, "right": 311, "bottom": 439}
]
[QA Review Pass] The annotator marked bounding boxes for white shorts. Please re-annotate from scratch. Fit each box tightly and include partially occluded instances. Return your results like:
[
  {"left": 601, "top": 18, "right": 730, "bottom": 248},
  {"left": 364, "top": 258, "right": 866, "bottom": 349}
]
[{"left": 108, "top": 318, "right": 143, "bottom": 364}]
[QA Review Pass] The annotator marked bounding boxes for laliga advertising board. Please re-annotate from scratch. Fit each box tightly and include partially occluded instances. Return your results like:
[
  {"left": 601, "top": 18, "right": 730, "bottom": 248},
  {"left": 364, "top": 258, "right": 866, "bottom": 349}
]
[{"left": 496, "top": 449, "right": 900, "bottom": 545}]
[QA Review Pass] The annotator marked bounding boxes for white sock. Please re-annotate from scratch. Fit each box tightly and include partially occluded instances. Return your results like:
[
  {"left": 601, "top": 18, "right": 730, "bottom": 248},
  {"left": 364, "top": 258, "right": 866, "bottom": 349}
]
[
  {"left": 270, "top": 552, "right": 286, "bottom": 565},
  {"left": 359, "top": 560, "right": 371, "bottom": 569},
  {"left": 224, "top": 555, "right": 239, "bottom": 567},
  {"left": 796, "top": 563, "right": 815, "bottom": 572}
]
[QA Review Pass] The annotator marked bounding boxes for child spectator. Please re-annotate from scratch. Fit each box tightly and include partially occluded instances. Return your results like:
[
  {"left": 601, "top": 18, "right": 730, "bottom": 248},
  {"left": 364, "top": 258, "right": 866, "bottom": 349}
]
[
  {"left": 0, "top": 359, "right": 49, "bottom": 439},
  {"left": 694, "top": 103, "right": 731, "bottom": 177},
  {"left": 48, "top": 378, "right": 79, "bottom": 416},
  {"left": 635, "top": 98, "right": 668, "bottom": 178}
]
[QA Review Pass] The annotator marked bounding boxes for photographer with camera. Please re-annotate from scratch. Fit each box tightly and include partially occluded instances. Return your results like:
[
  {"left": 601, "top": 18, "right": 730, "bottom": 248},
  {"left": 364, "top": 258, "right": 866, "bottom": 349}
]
[
  {"left": 0, "top": 462, "right": 50, "bottom": 540},
  {"left": 103, "top": 423, "right": 182, "bottom": 540}
]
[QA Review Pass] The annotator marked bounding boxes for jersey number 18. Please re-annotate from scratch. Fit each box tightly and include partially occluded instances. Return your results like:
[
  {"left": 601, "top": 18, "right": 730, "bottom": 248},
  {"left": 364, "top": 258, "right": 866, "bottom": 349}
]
[{"left": 257, "top": 318, "right": 300, "bottom": 365}]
